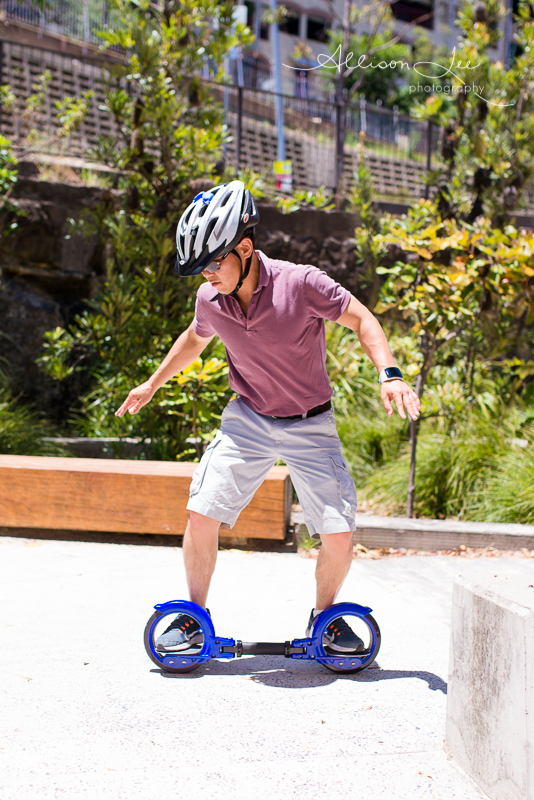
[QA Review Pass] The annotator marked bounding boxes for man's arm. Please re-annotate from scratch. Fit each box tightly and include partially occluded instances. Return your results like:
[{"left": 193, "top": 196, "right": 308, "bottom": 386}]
[
  {"left": 115, "top": 323, "right": 214, "bottom": 417},
  {"left": 337, "top": 294, "right": 421, "bottom": 421}
]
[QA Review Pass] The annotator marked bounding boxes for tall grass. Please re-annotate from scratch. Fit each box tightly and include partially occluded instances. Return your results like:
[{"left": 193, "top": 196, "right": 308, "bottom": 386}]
[
  {"left": 340, "top": 407, "right": 534, "bottom": 523},
  {"left": 0, "top": 385, "right": 67, "bottom": 456},
  {"left": 360, "top": 417, "right": 508, "bottom": 519},
  {"left": 475, "top": 433, "right": 534, "bottom": 524}
]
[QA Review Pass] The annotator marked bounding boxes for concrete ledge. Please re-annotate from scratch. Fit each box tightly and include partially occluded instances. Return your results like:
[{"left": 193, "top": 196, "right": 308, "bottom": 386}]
[
  {"left": 354, "top": 514, "right": 534, "bottom": 550},
  {"left": 293, "top": 512, "right": 534, "bottom": 550},
  {"left": 446, "top": 575, "right": 534, "bottom": 800},
  {"left": 353, "top": 514, "right": 534, "bottom": 550}
]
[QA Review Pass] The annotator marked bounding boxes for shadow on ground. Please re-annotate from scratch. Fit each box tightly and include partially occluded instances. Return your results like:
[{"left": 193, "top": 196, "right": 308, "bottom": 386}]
[{"left": 151, "top": 658, "right": 447, "bottom": 693}]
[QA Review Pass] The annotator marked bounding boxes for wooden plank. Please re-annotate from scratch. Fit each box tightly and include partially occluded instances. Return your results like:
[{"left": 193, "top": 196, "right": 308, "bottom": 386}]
[{"left": 0, "top": 456, "right": 290, "bottom": 540}]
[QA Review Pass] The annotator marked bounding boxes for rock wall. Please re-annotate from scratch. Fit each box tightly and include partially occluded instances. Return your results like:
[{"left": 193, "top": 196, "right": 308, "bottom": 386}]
[
  {"left": 0, "top": 178, "right": 367, "bottom": 411},
  {"left": 255, "top": 230, "right": 364, "bottom": 298},
  {"left": 0, "top": 179, "right": 107, "bottom": 409}
]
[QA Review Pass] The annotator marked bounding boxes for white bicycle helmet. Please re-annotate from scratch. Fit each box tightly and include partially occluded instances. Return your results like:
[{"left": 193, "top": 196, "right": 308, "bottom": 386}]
[{"left": 175, "top": 180, "right": 259, "bottom": 295}]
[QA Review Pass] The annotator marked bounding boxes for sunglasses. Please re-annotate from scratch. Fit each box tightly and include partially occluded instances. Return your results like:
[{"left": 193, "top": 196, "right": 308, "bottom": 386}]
[{"left": 204, "top": 251, "right": 231, "bottom": 274}]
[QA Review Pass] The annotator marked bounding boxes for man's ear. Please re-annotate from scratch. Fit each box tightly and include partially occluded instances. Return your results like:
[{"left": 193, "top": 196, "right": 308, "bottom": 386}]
[{"left": 237, "top": 237, "right": 254, "bottom": 258}]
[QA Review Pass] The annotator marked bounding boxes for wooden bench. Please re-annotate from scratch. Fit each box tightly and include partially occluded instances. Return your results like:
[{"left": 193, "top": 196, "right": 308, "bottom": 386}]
[{"left": 0, "top": 455, "right": 292, "bottom": 540}]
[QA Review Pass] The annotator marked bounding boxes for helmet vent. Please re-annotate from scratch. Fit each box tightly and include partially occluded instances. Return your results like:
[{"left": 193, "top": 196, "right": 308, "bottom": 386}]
[
  {"left": 220, "top": 191, "right": 232, "bottom": 207},
  {"left": 179, "top": 234, "right": 185, "bottom": 255},
  {"left": 198, "top": 203, "right": 209, "bottom": 217},
  {"left": 202, "top": 217, "right": 218, "bottom": 249},
  {"left": 184, "top": 206, "right": 195, "bottom": 224}
]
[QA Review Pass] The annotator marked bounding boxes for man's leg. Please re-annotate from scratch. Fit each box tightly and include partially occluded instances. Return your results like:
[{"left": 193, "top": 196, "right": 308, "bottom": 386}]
[
  {"left": 315, "top": 531, "right": 353, "bottom": 610},
  {"left": 183, "top": 511, "right": 221, "bottom": 608},
  {"left": 313, "top": 530, "right": 364, "bottom": 652}
]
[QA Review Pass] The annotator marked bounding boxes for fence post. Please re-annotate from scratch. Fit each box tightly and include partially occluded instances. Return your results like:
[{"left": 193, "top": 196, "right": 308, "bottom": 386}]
[
  {"left": 82, "top": 0, "right": 89, "bottom": 54},
  {"left": 0, "top": 40, "right": 3, "bottom": 137},
  {"left": 360, "top": 95, "right": 367, "bottom": 134},
  {"left": 424, "top": 118, "right": 432, "bottom": 200},
  {"left": 236, "top": 85, "right": 243, "bottom": 173},
  {"left": 270, "top": 0, "right": 286, "bottom": 163},
  {"left": 334, "top": 102, "right": 345, "bottom": 199},
  {"left": 222, "top": 58, "right": 230, "bottom": 168}
]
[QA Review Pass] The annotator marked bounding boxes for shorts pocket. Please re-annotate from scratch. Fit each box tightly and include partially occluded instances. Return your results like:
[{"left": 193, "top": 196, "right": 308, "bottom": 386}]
[
  {"left": 221, "top": 398, "right": 239, "bottom": 425},
  {"left": 328, "top": 454, "right": 356, "bottom": 512},
  {"left": 189, "top": 438, "right": 221, "bottom": 497}
]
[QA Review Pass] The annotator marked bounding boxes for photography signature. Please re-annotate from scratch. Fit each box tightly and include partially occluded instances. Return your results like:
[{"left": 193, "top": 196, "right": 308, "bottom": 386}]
[{"left": 283, "top": 46, "right": 514, "bottom": 107}]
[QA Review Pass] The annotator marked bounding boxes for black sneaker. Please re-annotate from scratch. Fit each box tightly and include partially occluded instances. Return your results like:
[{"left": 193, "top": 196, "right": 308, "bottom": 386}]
[
  {"left": 306, "top": 609, "right": 365, "bottom": 653},
  {"left": 155, "top": 612, "right": 206, "bottom": 652}
]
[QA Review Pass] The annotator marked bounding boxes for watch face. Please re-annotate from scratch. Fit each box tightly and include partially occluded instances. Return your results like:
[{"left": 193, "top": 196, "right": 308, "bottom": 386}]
[{"left": 385, "top": 367, "right": 402, "bottom": 380}]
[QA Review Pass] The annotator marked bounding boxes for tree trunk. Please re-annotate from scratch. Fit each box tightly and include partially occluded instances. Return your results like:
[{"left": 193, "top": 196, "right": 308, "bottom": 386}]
[
  {"left": 406, "top": 371, "right": 425, "bottom": 518},
  {"left": 406, "top": 418, "right": 419, "bottom": 517}
]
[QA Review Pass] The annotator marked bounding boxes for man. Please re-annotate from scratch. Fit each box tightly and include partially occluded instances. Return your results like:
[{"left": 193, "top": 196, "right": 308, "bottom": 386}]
[{"left": 116, "top": 180, "right": 420, "bottom": 654}]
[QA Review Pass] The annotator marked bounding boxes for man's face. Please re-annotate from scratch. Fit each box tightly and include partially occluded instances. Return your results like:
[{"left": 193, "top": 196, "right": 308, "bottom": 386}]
[
  {"left": 201, "top": 251, "right": 242, "bottom": 294},
  {"left": 201, "top": 238, "right": 253, "bottom": 294}
]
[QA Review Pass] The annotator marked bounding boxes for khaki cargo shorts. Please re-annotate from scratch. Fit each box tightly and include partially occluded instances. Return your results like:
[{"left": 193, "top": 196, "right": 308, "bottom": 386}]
[{"left": 186, "top": 398, "right": 357, "bottom": 536}]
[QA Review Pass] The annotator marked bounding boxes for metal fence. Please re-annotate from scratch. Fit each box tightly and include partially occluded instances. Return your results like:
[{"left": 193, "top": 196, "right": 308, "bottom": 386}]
[
  {"left": 0, "top": 38, "right": 440, "bottom": 201},
  {"left": 228, "top": 55, "right": 334, "bottom": 102},
  {"left": 0, "top": 0, "right": 121, "bottom": 51},
  {"left": 212, "top": 81, "right": 440, "bottom": 197}
]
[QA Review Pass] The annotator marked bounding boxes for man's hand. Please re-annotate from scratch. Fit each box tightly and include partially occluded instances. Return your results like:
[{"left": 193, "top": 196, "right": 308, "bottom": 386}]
[
  {"left": 381, "top": 379, "right": 421, "bottom": 420},
  {"left": 115, "top": 381, "right": 156, "bottom": 417}
]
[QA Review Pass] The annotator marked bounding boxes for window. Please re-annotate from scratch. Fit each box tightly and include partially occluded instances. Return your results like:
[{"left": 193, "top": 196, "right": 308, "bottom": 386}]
[
  {"left": 244, "top": 0, "right": 256, "bottom": 27},
  {"left": 307, "top": 15, "right": 329, "bottom": 42},
  {"left": 279, "top": 7, "right": 301, "bottom": 36},
  {"left": 244, "top": 1, "right": 270, "bottom": 39},
  {"left": 389, "top": 0, "right": 434, "bottom": 30}
]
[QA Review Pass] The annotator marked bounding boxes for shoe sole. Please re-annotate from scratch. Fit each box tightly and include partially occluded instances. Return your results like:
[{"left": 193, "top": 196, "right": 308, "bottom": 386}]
[
  {"left": 155, "top": 632, "right": 204, "bottom": 653},
  {"left": 306, "top": 626, "right": 366, "bottom": 654},
  {"left": 323, "top": 636, "right": 365, "bottom": 653}
]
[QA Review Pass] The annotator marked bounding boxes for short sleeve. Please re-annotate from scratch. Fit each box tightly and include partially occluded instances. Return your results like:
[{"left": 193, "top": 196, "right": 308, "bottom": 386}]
[
  {"left": 192, "top": 291, "right": 216, "bottom": 338},
  {"left": 302, "top": 267, "right": 351, "bottom": 321}
]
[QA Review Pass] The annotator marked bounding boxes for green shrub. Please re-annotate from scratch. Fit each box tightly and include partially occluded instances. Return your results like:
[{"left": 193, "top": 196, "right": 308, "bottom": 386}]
[
  {"left": 38, "top": 221, "right": 232, "bottom": 460},
  {"left": 358, "top": 411, "right": 531, "bottom": 520},
  {"left": 0, "top": 385, "right": 67, "bottom": 456},
  {"left": 337, "top": 411, "right": 406, "bottom": 487}
]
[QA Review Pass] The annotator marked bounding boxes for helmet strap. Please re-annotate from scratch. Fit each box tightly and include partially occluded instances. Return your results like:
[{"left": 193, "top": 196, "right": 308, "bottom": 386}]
[{"left": 228, "top": 247, "right": 253, "bottom": 296}]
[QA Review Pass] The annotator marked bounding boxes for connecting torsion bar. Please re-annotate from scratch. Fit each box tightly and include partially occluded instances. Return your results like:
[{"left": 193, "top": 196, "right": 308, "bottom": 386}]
[{"left": 220, "top": 641, "right": 307, "bottom": 657}]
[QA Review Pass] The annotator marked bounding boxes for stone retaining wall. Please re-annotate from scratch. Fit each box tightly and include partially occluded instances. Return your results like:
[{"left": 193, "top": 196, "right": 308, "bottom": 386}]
[{"left": 0, "top": 178, "right": 373, "bottom": 411}]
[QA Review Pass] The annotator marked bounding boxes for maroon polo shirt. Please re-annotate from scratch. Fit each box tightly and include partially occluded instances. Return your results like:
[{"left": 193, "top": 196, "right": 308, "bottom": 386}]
[{"left": 192, "top": 251, "right": 351, "bottom": 417}]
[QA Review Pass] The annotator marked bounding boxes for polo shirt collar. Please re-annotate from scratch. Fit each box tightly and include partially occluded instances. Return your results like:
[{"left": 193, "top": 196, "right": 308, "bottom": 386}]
[{"left": 254, "top": 250, "right": 271, "bottom": 293}]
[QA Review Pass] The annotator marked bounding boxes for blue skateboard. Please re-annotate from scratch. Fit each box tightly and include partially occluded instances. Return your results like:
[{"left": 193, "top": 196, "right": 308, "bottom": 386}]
[{"left": 144, "top": 600, "right": 381, "bottom": 674}]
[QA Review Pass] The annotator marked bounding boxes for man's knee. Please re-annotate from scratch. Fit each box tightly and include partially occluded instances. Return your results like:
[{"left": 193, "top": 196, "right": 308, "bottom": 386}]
[
  {"left": 319, "top": 530, "right": 353, "bottom": 555},
  {"left": 188, "top": 511, "right": 221, "bottom": 535}
]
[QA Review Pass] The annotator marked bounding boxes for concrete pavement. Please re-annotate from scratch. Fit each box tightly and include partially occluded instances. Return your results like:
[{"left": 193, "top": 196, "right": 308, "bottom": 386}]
[{"left": 2, "top": 534, "right": 532, "bottom": 799}]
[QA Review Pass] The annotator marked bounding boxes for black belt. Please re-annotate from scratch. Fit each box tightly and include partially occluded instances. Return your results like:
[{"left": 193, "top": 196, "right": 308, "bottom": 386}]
[{"left": 270, "top": 400, "right": 332, "bottom": 421}]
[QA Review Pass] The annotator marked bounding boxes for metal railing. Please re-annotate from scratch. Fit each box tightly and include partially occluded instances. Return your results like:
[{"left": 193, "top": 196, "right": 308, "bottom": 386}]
[
  {"left": 0, "top": 0, "right": 121, "bottom": 51},
  {"left": 214, "top": 81, "right": 439, "bottom": 161},
  {"left": 0, "top": 35, "right": 440, "bottom": 199}
]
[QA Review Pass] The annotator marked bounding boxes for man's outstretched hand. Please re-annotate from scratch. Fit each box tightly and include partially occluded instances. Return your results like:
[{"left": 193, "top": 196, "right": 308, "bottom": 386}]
[
  {"left": 115, "top": 381, "right": 156, "bottom": 417},
  {"left": 381, "top": 379, "right": 421, "bottom": 421}
]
